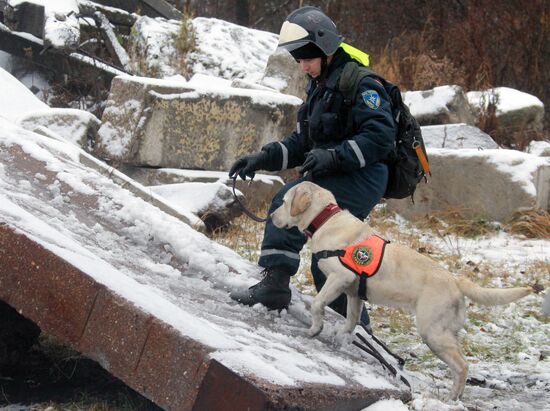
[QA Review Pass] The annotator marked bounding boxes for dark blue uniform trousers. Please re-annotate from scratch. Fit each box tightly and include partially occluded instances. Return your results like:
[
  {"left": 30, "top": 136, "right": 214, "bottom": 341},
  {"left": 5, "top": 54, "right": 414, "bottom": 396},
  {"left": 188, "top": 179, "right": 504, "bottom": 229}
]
[{"left": 258, "top": 163, "right": 388, "bottom": 318}]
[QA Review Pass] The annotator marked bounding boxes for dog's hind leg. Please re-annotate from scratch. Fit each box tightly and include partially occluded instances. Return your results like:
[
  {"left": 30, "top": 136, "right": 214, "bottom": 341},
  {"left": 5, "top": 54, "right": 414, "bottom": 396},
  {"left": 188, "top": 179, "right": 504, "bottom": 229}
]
[
  {"left": 416, "top": 290, "right": 468, "bottom": 399},
  {"left": 420, "top": 329, "right": 468, "bottom": 400},
  {"left": 309, "top": 273, "right": 354, "bottom": 337}
]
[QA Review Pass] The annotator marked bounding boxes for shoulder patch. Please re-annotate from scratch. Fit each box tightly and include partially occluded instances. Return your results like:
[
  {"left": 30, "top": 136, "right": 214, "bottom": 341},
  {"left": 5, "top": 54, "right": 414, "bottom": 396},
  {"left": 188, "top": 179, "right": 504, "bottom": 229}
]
[{"left": 362, "top": 90, "right": 380, "bottom": 110}]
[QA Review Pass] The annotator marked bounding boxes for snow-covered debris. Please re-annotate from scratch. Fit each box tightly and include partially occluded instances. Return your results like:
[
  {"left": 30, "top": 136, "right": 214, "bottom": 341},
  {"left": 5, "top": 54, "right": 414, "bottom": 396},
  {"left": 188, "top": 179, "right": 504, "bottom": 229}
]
[
  {"left": 261, "top": 47, "right": 308, "bottom": 99},
  {"left": 188, "top": 17, "right": 278, "bottom": 82},
  {"left": 43, "top": 0, "right": 80, "bottom": 50},
  {"left": 128, "top": 15, "right": 182, "bottom": 77},
  {"left": 0, "top": 66, "right": 49, "bottom": 122},
  {"left": 17, "top": 108, "right": 101, "bottom": 148},
  {"left": 526, "top": 140, "right": 550, "bottom": 156},
  {"left": 386, "top": 148, "right": 550, "bottom": 222},
  {"left": 96, "top": 74, "right": 300, "bottom": 170},
  {"left": 467, "top": 87, "right": 545, "bottom": 132},
  {"left": 149, "top": 181, "right": 243, "bottom": 230},
  {"left": 421, "top": 123, "right": 499, "bottom": 149},
  {"left": 93, "top": 11, "right": 131, "bottom": 71},
  {"left": 0, "top": 66, "right": 100, "bottom": 148},
  {"left": 0, "top": 117, "right": 405, "bottom": 394},
  {"left": 403, "top": 85, "right": 475, "bottom": 126},
  {"left": 129, "top": 16, "right": 278, "bottom": 82}
]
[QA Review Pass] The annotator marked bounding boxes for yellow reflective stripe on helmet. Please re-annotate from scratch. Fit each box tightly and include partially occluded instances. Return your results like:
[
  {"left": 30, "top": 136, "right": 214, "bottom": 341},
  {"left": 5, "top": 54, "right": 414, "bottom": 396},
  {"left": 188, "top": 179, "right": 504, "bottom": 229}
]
[{"left": 341, "top": 42, "right": 370, "bottom": 67}]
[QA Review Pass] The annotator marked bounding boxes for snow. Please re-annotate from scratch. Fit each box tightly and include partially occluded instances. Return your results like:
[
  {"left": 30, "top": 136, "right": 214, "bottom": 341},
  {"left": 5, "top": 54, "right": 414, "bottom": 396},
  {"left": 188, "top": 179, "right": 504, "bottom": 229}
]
[
  {"left": 0, "top": 67, "right": 49, "bottom": 122},
  {"left": 185, "top": 72, "right": 302, "bottom": 106},
  {"left": 421, "top": 123, "right": 498, "bottom": 149},
  {"left": 427, "top": 147, "right": 549, "bottom": 196},
  {"left": 189, "top": 17, "right": 279, "bottom": 82},
  {"left": 0, "top": 117, "right": 399, "bottom": 390},
  {"left": 148, "top": 181, "right": 232, "bottom": 215},
  {"left": 131, "top": 16, "right": 278, "bottom": 82},
  {"left": 468, "top": 87, "right": 544, "bottom": 115},
  {"left": 364, "top": 399, "right": 410, "bottom": 411},
  {"left": 404, "top": 85, "right": 463, "bottom": 118},
  {"left": 43, "top": 0, "right": 80, "bottom": 50}
]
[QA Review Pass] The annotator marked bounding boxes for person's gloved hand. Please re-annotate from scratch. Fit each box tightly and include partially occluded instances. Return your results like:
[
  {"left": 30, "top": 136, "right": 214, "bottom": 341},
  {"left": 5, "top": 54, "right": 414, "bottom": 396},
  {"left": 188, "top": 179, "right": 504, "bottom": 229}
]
[
  {"left": 229, "top": 151, "right": 269, "bottom": 180},
  {"left": 299, "top": 149, "right": 339, "bottom": 177}
]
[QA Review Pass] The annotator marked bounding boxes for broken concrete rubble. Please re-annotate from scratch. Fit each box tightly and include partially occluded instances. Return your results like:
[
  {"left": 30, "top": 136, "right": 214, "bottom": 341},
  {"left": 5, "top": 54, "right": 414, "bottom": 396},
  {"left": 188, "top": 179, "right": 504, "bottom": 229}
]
[
  {"left": 120, "top": 166, "right": 284, "bottom": 210},
  {"left": 0, "top": 119, "right": 411, "bottom": 410},
  {"left": 96, "top": 74, "right": 301, "bottom": 170},
  {"left": 403, "top": 85, "right": 476, "bottom": 126},
  {"left": 467, "top": 87, "right": 545, "bottom": 133},
  {"left": 261, "top": 47, "right": 308, "bottom": 100},
  {"left": 18, "top": 108, "right": 101, "bottom": 149},
  {"left": 421, "top": 123, "right": 499, "bottom": 149},
  {"left": 386, "top": 148, "right": 550, "bottom": 222}
]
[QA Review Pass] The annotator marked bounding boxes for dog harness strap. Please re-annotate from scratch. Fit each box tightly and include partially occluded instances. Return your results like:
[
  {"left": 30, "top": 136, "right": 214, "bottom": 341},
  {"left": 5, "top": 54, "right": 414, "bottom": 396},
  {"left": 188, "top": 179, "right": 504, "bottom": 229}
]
[
  {"left": 312, "top": 249, "right": 345, "bottom": 260},
  {"left": 358, "top": 276, "right": 367, "bottom": 300},
  {"left": 304, "top": 203, "right": 342, "bottom": 238}
]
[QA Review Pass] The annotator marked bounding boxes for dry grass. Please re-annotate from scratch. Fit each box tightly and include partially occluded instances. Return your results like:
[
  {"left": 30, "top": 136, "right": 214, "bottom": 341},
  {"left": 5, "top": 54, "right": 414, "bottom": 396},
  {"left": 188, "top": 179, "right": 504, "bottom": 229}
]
[
  {"left": 173, "top": 11, "right": 196, "bottom": 77},
  {"left": 211, "top": 211, "right": 264, "bottom": 263},
  {"left": 370, "top": 1, "right": 550, "bottom": 146},
  {"left": 505, "top": 209, "right": 550, "bottom": 239}
]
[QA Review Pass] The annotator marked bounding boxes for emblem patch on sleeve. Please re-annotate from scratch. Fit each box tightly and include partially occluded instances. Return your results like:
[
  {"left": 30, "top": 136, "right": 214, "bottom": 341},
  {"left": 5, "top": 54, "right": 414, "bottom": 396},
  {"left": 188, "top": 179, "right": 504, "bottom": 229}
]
[{"left": 362, "top": 90, "right": 380, "bottom": 110}]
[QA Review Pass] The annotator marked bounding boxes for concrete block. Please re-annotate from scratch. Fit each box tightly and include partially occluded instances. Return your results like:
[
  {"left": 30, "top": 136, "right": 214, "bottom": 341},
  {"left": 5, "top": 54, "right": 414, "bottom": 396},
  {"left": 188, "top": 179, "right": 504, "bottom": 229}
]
[
  {"left": 96, "top": 75, "right": 300, "bottom": 171},
  {"left": 18, "top": 108, "right": 101, "bottom": 149},
  {"left": 0, "top": 225, "right": 101, "bottom": 345},
  {"left": 404, "top": 85, "right": 476, "bottom": 126},
  {"left": 386, "top": 148, "right": 550, "bottom": 221},
  {"left": 421, "top": 123, "right": 499, "bottom": 149}
]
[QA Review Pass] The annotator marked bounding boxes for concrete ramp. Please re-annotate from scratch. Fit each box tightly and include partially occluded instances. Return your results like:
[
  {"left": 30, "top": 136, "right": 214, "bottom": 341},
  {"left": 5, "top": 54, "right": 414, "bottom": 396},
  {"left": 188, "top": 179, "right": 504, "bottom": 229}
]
[{"left": 0, "top": 119, "right": 410, "bottom": 410}]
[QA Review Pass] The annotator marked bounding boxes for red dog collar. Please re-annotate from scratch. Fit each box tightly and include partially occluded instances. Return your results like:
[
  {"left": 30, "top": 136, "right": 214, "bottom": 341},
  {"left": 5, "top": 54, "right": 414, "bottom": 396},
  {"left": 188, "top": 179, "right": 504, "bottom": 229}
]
[{"left": 304, "top": 203, "right": 342, "bottom": 238}]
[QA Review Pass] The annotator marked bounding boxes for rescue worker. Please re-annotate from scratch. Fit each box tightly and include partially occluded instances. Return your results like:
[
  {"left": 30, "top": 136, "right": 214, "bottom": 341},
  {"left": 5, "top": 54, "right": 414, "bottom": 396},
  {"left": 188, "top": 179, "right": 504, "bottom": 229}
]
[{"left": 229, "top": 6, "right": 396, "bottom": 328}]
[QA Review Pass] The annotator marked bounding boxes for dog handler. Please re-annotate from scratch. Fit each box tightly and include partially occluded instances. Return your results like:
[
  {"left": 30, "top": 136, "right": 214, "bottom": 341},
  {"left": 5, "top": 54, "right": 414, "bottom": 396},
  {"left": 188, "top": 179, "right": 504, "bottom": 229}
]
[{"left": 229, "top": 6, "right": 396, "bottom": 327}]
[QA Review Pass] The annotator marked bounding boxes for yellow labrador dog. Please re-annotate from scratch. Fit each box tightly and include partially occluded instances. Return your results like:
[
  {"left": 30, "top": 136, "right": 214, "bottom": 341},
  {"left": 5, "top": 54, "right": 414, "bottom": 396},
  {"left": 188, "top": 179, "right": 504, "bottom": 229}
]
[{"left": 271, "top": 181, "right": 533, "bottom": 400}]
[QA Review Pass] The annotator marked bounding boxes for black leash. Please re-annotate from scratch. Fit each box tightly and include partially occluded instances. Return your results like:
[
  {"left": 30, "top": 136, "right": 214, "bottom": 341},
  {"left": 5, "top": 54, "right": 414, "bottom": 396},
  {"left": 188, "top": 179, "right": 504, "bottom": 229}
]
[
  {"left": 231, "top": 176, "right": 268, "bottom": 223},
  {"left": 353, "top": 324, "right": 411, "bottom": 389}
]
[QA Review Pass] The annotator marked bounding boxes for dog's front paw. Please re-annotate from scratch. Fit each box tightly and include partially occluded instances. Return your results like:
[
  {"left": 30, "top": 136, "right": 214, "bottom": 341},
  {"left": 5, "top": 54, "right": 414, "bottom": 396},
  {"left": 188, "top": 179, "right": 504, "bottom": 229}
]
[{"left": 307, "top": 324, "right": 323, "bottom": 338}]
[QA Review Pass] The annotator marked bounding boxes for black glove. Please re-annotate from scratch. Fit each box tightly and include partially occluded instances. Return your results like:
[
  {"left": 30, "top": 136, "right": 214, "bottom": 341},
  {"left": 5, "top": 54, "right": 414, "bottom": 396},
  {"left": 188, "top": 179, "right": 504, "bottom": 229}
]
[
  {"left": 299, "top": 149, "right": 339, "bottom": 177},
  {"left": 229, "top": 151, "right": 268, "bottom": 180}
]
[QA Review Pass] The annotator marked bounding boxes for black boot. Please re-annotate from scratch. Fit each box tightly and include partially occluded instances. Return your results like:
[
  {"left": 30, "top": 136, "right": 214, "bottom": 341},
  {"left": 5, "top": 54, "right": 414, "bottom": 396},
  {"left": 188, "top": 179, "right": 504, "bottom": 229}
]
[{"left": 230, "top": 267, "right": 292, "bottom": 311}]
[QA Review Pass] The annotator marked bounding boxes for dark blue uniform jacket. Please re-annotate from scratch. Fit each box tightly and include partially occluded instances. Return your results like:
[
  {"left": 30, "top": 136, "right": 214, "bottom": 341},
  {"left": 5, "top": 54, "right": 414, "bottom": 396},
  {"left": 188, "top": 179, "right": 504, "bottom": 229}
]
[{"left": 260, "top": 48, "right": 396, "bottom": 180}]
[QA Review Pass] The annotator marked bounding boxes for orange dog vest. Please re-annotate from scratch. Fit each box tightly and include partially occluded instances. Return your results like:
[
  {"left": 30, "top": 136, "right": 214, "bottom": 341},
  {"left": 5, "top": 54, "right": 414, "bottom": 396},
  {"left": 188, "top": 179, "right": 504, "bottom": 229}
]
[
  {"left": 313, "top": 235, "right": 389, "bottom": 300},
  {"left": 338, "top": 235, "right": 388, "bottom": 277}
]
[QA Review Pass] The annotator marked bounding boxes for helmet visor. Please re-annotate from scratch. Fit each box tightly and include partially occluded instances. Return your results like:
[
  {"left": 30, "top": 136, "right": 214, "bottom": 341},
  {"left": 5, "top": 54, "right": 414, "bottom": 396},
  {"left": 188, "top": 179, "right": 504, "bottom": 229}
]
[{"left": 278, "top": 21, "right": 312, "bottom": 51}]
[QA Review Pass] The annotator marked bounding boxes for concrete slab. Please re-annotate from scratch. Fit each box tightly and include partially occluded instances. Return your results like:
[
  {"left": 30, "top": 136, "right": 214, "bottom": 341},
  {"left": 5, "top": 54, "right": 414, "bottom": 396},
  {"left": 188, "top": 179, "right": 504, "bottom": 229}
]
[{"left": 0, "top": 121, "right": 411, "bottom": 410}]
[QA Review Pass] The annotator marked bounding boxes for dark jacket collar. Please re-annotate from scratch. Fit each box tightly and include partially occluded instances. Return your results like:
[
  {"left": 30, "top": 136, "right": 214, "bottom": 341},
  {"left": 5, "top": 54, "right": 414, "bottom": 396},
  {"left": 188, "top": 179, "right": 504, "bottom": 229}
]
[{"left": 316, "top": 47, "right": 354, "bottom": 86}]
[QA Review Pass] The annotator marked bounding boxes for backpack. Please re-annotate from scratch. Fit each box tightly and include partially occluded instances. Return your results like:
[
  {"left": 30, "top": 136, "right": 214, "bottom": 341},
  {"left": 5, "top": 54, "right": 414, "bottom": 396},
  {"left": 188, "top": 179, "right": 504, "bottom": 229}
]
[{"left": 339, "top": 62, "right": 430, "bottom": 200}]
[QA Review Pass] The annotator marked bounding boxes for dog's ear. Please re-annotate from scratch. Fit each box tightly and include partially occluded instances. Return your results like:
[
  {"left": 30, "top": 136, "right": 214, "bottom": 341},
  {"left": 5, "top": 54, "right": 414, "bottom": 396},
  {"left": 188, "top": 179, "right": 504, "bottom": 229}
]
[{"left": 290, "top": 186, "right": 312, "bottom": 216}]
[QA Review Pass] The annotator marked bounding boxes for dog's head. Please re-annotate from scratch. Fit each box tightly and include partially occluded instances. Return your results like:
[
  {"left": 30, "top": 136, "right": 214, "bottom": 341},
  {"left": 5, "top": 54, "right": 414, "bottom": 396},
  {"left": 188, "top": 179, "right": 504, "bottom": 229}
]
[{"left": 271, "top": 181, "right": 336, "bottom": 232}]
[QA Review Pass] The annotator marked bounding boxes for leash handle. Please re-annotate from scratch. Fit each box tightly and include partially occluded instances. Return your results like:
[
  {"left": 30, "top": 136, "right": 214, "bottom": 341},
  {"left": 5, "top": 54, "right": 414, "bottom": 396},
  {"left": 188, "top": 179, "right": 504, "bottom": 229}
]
[{"left": 231, "top": 176, "right": 269, "bottom": 223}]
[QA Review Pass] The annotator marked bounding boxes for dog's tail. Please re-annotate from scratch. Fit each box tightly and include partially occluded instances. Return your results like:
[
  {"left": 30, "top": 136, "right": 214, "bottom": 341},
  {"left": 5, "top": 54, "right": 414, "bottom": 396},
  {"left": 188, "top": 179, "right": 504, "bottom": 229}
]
[{"left": 456, "top": 277, "right": 532, "bottom": 306}]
